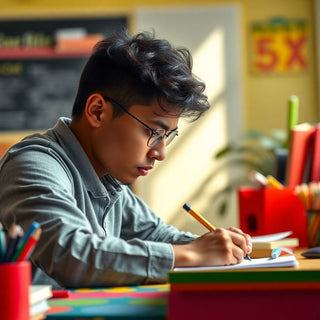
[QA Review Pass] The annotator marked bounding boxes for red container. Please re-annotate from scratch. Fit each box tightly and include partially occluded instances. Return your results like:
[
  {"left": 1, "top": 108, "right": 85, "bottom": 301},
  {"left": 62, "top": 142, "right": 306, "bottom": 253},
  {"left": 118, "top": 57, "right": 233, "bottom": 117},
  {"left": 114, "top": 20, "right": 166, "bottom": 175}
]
[
  {"left": 238, "top": 186, "right": 308, "bottom": 246},
  {"left": 0, "top": 261, "right": 31, "bottom": 320}
]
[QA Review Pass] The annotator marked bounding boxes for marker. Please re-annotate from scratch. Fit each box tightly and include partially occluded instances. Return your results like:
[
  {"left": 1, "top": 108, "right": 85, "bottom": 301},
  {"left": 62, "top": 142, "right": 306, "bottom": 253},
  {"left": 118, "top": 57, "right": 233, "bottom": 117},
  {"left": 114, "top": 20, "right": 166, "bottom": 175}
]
[
  {"left": 183, "top": 203, "right": 252, "bottom": 261},
  {"left": 12, "top": 221, "right": 40, "bottom": 262}
]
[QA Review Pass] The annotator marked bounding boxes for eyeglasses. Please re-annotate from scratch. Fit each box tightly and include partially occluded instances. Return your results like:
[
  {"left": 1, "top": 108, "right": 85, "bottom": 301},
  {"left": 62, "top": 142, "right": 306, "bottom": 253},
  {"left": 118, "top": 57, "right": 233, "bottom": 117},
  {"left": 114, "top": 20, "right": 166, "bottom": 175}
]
[{"left": 103, "top": 96, "right": 178, "bottom": 147}]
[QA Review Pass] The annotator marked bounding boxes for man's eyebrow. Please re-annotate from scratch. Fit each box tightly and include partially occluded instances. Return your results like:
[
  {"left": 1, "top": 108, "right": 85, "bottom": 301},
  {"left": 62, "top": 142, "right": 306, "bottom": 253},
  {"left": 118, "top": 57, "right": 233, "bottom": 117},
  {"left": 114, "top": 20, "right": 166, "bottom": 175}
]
[{"left": 150, "top": 119, "right": 178, "bottom": 132}]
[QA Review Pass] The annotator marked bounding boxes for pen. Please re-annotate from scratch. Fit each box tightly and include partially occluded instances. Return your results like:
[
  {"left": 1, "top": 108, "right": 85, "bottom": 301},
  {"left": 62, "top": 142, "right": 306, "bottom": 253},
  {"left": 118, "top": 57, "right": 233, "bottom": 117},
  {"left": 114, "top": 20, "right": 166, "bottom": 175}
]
[{"left": 183, "top": 203, "right": 252, "bottom": 261}]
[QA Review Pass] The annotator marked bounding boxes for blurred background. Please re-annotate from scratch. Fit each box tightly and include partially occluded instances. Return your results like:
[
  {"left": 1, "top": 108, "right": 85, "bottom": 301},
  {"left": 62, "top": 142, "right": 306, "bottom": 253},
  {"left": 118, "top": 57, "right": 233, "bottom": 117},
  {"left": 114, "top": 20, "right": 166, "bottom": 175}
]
[{"left": 0, "top": 0, "right": 319, "bottom": 234}]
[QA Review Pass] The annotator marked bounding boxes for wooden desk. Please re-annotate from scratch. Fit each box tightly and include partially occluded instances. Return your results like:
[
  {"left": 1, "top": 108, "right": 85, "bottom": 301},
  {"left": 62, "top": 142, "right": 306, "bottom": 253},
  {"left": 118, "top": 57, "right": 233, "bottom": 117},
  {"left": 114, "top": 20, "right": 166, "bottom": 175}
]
[{"left": 168, "top": 250, "right": 320, "bottom": 320}]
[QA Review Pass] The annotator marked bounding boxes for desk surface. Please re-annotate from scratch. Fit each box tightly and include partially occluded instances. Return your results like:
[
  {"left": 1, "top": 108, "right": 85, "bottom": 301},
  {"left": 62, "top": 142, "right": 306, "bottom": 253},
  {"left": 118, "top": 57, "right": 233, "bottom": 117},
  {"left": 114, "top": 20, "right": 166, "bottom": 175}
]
[
  {"left": 294, "top": 249, "right": 320, "bottom": 269},
  {"left": 46, "top": 250, "right": 320, "bottom": 319}
]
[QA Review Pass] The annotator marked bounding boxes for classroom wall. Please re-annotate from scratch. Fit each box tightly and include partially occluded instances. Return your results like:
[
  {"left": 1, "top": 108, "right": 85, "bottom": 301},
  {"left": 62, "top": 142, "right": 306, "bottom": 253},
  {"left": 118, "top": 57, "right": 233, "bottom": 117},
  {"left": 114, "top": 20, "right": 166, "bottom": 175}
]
[
  {"left": 0, "top": 0, "right": 317, "bottom": 132},
  {"left": 0, "top": 0, "right": 318, "bottom": 231}
]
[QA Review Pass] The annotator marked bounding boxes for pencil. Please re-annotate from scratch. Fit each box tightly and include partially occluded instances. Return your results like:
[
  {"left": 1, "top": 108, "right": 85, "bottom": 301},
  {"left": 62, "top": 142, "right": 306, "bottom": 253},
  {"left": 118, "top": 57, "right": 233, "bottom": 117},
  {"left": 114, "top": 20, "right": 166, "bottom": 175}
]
[
  {"left": 12, "top": 221, "right": 40, "bottom": 262},
  {"left": 16, "top": 228, "right": 42, "bottom": 262},
  {"left": 266, "top": 175, "right": 284, "bottom": 189},
  {"left": 183, "top": 203, "right": 215, "bottom": 231},
  {"left": 183, "top": 203, "right": 252, "bottom": 261}
]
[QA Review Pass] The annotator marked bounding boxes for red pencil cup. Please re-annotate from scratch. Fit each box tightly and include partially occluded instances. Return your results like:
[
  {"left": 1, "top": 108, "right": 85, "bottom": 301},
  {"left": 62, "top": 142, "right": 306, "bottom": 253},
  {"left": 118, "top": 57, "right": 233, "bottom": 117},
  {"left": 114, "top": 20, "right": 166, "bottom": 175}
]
[
  {"left": 0, "top": 261, "right": 31, "bottom": 320},
  {"left": 238, "top": 186, "right": 308, "bottom": 246}
]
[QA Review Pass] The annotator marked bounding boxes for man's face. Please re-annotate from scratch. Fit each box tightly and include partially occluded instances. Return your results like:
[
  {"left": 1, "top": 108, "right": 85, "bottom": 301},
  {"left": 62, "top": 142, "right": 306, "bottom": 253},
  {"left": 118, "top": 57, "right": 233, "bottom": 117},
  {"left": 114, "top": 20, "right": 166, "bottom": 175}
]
[{"left": 90, "top": 99, "right": 179, "bottom": 184}]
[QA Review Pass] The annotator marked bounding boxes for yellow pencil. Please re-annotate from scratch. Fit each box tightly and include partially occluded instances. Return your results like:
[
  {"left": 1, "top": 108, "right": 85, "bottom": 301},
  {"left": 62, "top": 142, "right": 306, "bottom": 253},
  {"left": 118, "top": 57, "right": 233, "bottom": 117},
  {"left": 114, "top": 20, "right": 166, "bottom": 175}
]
[
  {"left": 183, "top": 203, "right": 215, "bottom": 231},
  {"left": 183, "top": 203, "right": 252, "bottom": 261},
  {"left": 266, "top": 175, "right": 284, "bottom": 189}
]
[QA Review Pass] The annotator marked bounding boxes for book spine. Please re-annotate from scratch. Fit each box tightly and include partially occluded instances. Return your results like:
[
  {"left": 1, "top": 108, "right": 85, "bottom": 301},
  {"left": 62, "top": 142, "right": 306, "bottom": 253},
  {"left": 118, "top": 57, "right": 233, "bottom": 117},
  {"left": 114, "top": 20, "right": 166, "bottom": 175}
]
[
  {"left": 286, "top": 124, "right": 315, "bottom": 187},
  {"left": 310, "top": 124, "right": 320, "bottom": 182}
]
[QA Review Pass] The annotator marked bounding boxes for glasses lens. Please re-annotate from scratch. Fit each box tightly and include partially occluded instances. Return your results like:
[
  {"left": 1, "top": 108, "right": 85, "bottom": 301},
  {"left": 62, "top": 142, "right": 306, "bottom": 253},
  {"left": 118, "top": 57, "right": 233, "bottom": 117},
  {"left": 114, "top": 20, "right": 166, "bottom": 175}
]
[
  {"left": 147, "top": 129, "right": 178, "bottom": 147},
  {"left": 165, "top": 130, "right": 178, "bottom": 146},
  {"left": 148, "top": 129, "right": 165, "bottom": 147}
]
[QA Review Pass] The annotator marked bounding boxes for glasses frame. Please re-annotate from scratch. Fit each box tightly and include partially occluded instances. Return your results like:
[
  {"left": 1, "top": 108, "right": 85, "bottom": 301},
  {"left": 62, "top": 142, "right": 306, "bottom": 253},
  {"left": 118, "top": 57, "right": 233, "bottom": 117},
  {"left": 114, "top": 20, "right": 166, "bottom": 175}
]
[{"left": 103, "top": 96, "right": 178, "bottom": 147}]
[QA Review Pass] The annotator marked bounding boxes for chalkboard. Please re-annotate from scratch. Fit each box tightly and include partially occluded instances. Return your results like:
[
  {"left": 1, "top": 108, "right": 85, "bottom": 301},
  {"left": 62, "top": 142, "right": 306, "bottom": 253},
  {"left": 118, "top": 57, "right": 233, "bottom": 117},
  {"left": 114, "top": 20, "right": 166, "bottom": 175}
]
[{"left": 0, "top": 16, "right": 127, "bottom": 131}]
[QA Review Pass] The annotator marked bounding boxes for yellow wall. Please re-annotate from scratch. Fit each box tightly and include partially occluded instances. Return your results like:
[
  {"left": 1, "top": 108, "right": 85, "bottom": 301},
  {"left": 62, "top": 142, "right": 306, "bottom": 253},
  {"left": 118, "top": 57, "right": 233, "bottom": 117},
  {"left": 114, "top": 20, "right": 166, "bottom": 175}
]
[{"left": 0, "top": 0, "right": 317, "bottom": 134}]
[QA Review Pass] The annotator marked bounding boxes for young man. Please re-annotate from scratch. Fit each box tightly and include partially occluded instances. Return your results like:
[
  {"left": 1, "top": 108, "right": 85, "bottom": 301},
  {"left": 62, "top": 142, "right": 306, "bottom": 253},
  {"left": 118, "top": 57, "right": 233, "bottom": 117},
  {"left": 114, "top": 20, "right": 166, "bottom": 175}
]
[{"left": 0, "top": 31, "right": 251, "bottom": 289}]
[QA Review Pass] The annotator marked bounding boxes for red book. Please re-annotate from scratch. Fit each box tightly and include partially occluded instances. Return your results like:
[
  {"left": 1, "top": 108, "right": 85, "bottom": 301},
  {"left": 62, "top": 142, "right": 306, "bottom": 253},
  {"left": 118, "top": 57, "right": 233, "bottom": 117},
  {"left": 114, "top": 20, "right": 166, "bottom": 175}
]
[
  {"left": 310, "top": 123, "right": 320, "bottom": 182},
  {"left": 286, "top": 123, "right": 315, "bottom": 187}
]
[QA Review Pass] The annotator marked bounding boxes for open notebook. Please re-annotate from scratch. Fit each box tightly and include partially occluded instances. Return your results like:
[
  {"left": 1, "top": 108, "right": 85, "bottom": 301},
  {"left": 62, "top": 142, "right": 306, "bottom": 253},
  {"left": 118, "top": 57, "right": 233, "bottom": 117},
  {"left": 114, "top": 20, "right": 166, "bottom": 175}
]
[{"left": 173, "top": 255, "right": 298, "bottom": 272}]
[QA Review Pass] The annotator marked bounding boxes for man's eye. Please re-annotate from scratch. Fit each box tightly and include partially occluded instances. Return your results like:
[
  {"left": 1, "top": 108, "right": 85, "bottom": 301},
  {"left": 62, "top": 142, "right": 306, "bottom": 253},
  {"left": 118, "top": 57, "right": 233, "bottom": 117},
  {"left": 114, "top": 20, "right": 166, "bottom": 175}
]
[{"left": 152, "top": 131, "right": 161, "bottom": 137}]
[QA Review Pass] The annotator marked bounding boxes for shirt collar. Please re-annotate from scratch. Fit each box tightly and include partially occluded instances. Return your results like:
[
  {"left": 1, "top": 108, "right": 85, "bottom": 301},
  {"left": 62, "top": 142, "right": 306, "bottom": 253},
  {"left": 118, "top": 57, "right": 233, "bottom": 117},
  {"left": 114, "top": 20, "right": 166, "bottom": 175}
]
[{"left": 50, "top": 117, "right": 121, "bottom": 198}]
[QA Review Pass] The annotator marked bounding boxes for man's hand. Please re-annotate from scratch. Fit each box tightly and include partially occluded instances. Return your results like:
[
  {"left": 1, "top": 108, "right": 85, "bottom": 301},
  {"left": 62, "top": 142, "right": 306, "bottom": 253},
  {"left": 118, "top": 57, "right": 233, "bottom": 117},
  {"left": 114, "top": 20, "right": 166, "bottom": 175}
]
[{"left": 173, "top": 227, "right": 252, "bottom": 267}]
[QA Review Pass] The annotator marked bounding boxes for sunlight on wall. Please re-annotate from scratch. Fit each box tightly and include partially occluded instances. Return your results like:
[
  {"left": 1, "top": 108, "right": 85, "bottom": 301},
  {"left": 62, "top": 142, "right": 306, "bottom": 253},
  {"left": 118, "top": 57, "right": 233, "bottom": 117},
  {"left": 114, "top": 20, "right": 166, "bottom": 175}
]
[
  {"left": 139, "top": 28, "right": 229, "bottom": 224},
  {"left": 135, "top": 5, "right": 242, "bottom": 232}
]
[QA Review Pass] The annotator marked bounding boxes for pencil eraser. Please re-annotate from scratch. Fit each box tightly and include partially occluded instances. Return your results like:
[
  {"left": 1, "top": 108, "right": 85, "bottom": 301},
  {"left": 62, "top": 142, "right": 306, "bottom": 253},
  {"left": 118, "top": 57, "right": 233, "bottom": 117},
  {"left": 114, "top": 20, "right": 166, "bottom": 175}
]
[{"left": 183, "top": 203, "right": 191, "bottom": 211}]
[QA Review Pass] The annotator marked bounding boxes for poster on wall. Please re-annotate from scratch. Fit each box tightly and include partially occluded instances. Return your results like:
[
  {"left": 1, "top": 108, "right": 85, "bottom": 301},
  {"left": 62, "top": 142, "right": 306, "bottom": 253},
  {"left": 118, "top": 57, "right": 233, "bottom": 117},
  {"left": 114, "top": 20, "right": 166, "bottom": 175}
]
[
  {"left": 0, "top": 16, "right": 127, "bottom": 131},
  {"left": 249, "top": 17, "right": 308, "bottom": 75}
]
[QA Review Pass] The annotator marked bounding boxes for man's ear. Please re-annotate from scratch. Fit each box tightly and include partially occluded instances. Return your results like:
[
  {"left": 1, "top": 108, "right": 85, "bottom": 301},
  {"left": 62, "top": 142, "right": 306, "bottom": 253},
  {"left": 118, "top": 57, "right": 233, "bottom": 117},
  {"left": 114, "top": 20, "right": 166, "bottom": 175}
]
[{"left": 85, "top": 94, "right": 110, "bottom": 127}]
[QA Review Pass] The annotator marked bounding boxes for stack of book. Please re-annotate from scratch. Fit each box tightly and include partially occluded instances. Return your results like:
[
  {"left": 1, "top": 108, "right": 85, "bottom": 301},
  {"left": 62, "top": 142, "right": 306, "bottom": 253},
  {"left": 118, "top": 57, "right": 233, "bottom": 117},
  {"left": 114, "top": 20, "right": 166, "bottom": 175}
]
[
  {"left": 30, "top": 285, "right": 52, "bottom": 320},
  {"left": 251, "top": 231, "right": 299, "bottom": 258}
]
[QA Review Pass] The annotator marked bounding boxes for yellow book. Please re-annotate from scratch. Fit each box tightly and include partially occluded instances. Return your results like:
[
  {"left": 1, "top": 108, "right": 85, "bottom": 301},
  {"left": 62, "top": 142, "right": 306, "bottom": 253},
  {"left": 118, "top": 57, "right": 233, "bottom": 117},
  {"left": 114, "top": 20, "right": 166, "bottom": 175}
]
[{"left": 251, "top": 231, "right": 299, "bottom": 258}]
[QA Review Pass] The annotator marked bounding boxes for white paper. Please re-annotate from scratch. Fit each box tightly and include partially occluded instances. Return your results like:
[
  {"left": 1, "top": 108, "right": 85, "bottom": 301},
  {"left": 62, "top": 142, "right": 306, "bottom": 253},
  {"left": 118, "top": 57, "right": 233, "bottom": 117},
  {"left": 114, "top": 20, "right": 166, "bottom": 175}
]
[
  {"left": 251, "top": 231, "right": 293, "bottom": 243},
  {"left": 173, "top": 255, "right": 298, "bottom": 272}
]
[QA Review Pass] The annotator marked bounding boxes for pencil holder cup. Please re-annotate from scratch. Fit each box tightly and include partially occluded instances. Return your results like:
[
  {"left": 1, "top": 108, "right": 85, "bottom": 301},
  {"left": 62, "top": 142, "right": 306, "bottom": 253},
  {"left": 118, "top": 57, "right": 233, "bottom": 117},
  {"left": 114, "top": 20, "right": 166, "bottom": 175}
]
[
  {"left": 0, "top": 261, "right": 31, "bottom": 320},
  {"left": 238, "top": 186, "right": 308, "bottom": 246},
  {"left": 307, "top": 210, "right": 320, "bottom": 247}
]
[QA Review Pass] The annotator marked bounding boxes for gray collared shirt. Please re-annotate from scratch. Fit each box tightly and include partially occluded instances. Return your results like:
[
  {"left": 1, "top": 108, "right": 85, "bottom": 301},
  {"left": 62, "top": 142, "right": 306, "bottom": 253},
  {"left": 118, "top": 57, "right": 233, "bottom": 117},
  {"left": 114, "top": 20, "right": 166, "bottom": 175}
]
[{"left": 0, "top": 117, "right": 196, "bottom": 289}]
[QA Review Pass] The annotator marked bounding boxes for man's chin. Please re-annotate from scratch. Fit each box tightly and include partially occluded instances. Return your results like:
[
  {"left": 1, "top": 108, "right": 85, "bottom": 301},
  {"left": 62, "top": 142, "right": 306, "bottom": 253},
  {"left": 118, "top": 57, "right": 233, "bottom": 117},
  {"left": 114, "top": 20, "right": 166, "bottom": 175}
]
[{"left": 116, "top": 176, "right": 139, "bottom": 186}]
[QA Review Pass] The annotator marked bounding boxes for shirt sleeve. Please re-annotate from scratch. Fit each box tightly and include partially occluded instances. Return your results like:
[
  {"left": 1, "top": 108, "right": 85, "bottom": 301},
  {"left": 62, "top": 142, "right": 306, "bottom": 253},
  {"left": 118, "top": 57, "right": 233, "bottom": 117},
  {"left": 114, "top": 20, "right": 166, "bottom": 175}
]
[{"left": 0, "top": 145, "right": 196, "bottom": 289}]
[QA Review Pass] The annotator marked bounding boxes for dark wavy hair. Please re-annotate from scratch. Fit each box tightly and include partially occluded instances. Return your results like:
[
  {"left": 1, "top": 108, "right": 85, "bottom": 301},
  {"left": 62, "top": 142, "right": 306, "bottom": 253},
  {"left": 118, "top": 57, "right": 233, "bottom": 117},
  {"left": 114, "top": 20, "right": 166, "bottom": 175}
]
[{"left": 72, "top": 30, "right": 210, "bottom": 120}]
